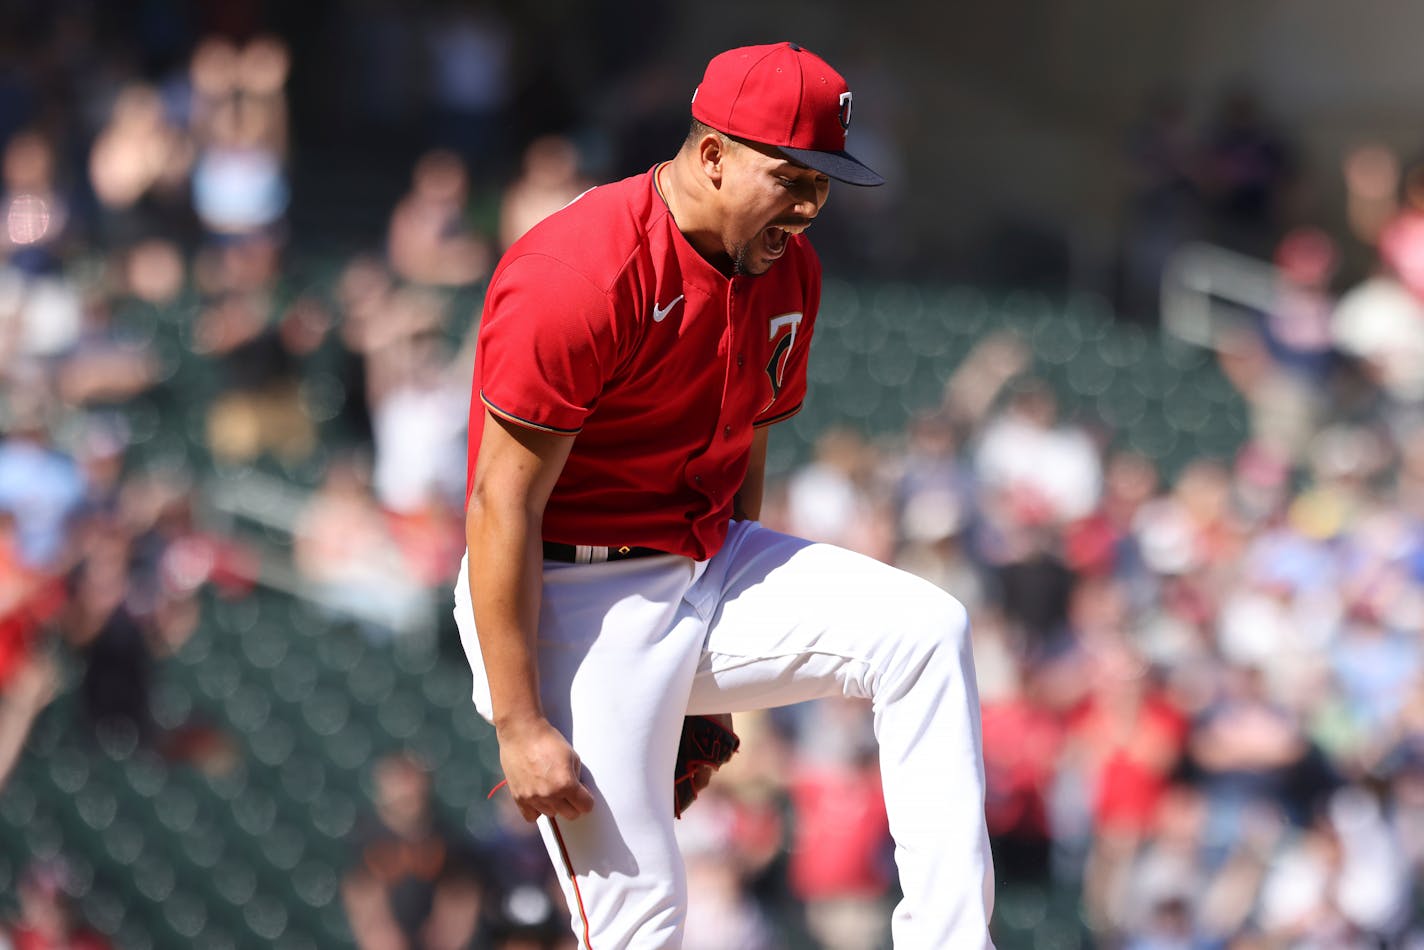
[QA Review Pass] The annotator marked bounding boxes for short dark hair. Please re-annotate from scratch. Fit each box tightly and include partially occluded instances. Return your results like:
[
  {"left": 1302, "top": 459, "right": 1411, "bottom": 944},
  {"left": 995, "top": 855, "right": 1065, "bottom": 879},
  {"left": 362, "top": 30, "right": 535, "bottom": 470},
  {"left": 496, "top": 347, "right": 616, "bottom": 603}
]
[{"left": 684, "top": 118, "right": 728, "bottom": 151}]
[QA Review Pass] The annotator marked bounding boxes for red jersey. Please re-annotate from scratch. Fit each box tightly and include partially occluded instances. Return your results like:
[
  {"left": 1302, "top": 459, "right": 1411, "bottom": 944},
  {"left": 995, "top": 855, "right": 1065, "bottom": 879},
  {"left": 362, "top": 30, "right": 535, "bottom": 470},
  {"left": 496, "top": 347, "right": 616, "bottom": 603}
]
[{"left": 469, "top": 165, "right": 821, "bottom": 560}]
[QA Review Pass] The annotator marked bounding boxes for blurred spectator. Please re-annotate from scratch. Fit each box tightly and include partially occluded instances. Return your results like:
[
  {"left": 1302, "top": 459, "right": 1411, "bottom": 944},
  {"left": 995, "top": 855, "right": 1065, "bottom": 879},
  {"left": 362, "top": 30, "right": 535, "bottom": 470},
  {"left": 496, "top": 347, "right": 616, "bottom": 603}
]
[
  {"left": 1185, "top": 666, "right": 1337, "bottom": 858},
  {"left": 786, "top": 698, "right": 892, "bottom": 950},
  {"left": 975, "top": 378, "right": 1102, "bottom": 527},
  {"left": 1342, "top": 143, "right": 1401, "bottom": 247},
  {"left": 681, "top": 845, "right": 777, "bottom": 950},
  {"left": 1118, "top": 87, "right": 1204, "bottom": 323},
  {"left": 0, "top": 394, "right": 86, "bottom": 571},
  {"left": 1253, "top": 787, "right": 1411, "bottom": 945},
  {"left": 1068, "top": 642, "right": 1187, "bottom": 938},
  {"left": 1204, "top": 226, "right": 1341, "bottom": 468},
  {"left": 193, "top": 273, "right": 317, "bottom": 466},
  {"left": 786, "top": 427, "right": 891, "bottom": 559},
  {"left": 0, "top": 650, "right": 56, "bottom": 790},
  {"left": 54, "top": 295, "right": 161, "bottom": 410},
  {"left": 497, "top": 136, "right": 591, "bottom": 251},
  {"left": 0, "top": 502, "right": 64, "bottom": 673},
  {"left": 1119, "top": 783, "right": 1221, "bottom": 947},
  {"left": 0, "top": 131, "right": 83, "bottom": 362},
  {"left": 343, "top": 752, "right": 484, "bottom": 950},
  {"left": 87, "top": 83, "right": 194, "bottom": 241},
  {"left": 1263, "top": 227, "right": 1337, "bottom": 388},
  {"left": 63, "top": 517, "right": 155, "bottom": 746},
  {"left": 388, "top": 150, "right": 491, "bottom": 288},
  {"left": 114, "top": 238, "right": 186, "bottom": 307},
  {"left": 688, "top": 708, "right": 793, "bottom": 905},
  {"left": 479, "top": 792, "right": 571, "bottom": 949},
  {"left": 421, "top": 3, "right": 513, "bottom": 174},
  {"left": 978, "top": 645, "right": 1062, "bottom": 884},
  {"left": 1, "top": 858, "right": 112, "bottom": 950},
  {"left": 294, "top": 453, "right": 427, "bottom": 640},
  {"left": 367, "top": 311, "right": 467, "bottom": 515},
  {"left": 188, "top": 36, "right": 290, "bottom": 239},
  {"left": 1063, "top": 450, "right": 1158, "bottom": 585},
  {"left": 2, "top": 130, "right": 72, "bottom": 277},
  {"left": 1198, "top": 88, "right": 1294, "bottom": 258},
  {"left": 890, "top": 411, "right": 984, "bottom": 605},
  {"left": 1333, "top": 206, "right": 1424, "bottom": 407}
]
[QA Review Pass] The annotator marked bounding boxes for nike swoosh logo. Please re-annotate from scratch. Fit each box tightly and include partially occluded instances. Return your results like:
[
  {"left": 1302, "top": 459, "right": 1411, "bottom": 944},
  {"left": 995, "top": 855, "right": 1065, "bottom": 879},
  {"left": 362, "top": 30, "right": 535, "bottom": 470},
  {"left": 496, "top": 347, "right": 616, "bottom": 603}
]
[{"left": 652, "top": 294, "right": 685, "bottom": 323}]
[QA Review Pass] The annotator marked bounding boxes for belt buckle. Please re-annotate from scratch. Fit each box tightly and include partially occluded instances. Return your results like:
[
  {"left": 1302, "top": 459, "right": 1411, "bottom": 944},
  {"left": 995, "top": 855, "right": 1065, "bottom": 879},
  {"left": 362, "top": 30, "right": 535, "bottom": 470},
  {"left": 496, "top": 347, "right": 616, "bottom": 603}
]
[{"left": 617, "top": 545, "right": 631, "bottom": 556}]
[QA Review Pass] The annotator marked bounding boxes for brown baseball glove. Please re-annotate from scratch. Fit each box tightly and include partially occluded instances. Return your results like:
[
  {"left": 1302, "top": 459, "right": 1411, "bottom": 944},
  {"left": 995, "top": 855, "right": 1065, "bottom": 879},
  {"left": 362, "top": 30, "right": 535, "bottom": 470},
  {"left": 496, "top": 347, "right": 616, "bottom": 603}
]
[{"left": 673, "top": 714, "right": 740, "bottom": 818}]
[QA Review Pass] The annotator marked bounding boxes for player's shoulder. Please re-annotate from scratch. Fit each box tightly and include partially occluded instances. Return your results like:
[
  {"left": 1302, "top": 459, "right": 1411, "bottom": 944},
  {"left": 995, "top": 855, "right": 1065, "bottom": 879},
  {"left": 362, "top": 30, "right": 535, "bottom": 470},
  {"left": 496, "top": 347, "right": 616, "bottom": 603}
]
[{"left": 492, "top": 169, "right": 661, "bottom": 293}]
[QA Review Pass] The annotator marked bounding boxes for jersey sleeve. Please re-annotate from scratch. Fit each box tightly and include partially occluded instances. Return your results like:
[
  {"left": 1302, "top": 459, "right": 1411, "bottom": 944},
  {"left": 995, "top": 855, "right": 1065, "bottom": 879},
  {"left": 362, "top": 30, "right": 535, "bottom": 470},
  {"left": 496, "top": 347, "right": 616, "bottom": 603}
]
[
  {"left": 754, "top": 246, "right": 821, "bottom": 427},
  {"left": 476, "top": 253, "right": 620, "bottom": 434}
]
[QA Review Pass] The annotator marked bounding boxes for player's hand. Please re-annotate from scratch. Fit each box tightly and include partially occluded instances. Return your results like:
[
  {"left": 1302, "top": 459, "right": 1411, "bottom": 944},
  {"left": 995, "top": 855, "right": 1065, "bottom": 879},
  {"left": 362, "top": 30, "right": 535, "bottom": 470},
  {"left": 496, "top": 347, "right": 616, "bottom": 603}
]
[{"left": 495, "top": 716, "right": 596, "bottom": 823}]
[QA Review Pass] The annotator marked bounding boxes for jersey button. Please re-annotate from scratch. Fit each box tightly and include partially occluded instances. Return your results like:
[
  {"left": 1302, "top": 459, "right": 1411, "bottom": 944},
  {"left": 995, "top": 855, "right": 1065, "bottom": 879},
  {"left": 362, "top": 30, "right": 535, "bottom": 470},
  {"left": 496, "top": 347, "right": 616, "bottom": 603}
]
[
  {"left": 736, "top": 353, "right": 745, "bottom": 368},
  {"left": 693, "top": 475, "right": 703, "bottom": 484},
  {"left": 723, "top": 425, "right": 732, "bottom": 437}
]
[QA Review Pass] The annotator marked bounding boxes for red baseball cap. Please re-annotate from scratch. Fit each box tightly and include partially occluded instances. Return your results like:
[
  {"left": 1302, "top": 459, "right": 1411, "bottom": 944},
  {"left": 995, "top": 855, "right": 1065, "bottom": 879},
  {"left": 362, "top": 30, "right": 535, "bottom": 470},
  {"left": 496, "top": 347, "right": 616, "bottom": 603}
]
[{"left": 692, "top": 42, "right": 885, "bottom": 187}]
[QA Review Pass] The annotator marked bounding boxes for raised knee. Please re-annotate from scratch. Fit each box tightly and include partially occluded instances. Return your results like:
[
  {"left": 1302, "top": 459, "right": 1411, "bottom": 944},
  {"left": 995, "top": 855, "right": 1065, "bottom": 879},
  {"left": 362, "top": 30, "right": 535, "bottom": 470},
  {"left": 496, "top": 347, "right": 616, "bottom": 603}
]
[
  {"left": 880, "top": 582, "right": 970, "bottom": 698},
  {"left": 911, "top": 582, "right": 970, "bottom": 654}
]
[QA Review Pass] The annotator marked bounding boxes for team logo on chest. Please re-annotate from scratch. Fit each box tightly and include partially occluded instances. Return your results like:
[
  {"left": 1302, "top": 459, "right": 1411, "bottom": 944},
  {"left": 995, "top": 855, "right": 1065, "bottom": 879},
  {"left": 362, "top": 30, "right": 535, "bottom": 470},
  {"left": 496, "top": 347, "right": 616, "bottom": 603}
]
[{"left": 765, "top": 311, "right": 804, "bottom": 402}]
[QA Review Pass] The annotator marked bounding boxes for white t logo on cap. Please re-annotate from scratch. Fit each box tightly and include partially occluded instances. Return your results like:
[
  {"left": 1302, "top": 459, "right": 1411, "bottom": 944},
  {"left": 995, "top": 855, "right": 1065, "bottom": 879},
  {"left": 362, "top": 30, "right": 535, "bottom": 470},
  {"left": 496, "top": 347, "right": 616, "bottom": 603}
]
[{"left": 838, "top": 91, "right": 853, "bottom": 133}]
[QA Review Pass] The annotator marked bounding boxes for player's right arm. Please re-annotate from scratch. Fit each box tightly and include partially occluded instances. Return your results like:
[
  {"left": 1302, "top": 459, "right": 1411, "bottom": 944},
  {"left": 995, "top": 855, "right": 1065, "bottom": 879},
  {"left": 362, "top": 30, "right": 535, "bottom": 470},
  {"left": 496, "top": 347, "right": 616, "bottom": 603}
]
[{"left": 466, "top": 409, "right": 594, "bottom": 823}]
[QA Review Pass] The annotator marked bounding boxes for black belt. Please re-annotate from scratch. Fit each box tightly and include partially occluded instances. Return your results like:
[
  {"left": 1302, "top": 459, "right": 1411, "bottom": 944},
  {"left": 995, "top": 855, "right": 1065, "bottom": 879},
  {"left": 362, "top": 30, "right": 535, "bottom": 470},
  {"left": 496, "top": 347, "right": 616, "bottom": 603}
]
[{"left": 542, "top": 542, "right": 667, "bottom": 563}]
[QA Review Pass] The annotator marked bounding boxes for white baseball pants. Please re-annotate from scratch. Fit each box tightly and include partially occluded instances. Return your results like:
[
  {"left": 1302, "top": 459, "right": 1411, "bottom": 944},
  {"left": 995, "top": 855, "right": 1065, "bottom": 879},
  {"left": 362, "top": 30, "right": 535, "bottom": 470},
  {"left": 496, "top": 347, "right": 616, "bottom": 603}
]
[{"left": 453, "top": 520, "right": 996, "bottom": 949}]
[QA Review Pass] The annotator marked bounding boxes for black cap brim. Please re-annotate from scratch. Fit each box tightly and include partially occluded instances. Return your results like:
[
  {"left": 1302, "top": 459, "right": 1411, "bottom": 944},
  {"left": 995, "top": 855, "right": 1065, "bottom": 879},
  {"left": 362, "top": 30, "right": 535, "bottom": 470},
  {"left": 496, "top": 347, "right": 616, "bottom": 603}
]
[{"left": 780, "top": 145, "right": 885, "bottom": 186}]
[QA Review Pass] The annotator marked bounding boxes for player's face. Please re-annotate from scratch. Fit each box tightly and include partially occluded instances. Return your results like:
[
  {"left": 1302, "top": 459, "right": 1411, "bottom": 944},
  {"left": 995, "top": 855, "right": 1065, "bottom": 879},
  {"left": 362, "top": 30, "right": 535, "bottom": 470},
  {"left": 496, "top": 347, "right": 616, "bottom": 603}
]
[{"left": 719, "top": 138, "right": 829, "bottom": 276}]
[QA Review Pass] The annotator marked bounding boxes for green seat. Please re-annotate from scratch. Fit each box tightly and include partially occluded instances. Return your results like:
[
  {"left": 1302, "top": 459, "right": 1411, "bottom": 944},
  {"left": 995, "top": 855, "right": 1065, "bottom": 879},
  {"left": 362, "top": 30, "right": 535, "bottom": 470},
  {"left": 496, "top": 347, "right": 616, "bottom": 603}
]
[
  {"left": 1163, "top": 382, "right": 1213, "bottom": 434},
  {"left": 301, "top": 689, "right": 351, "bottom": 738},
  {"left": 867, "top": 337, "right": 917, "bottom": 388},
  {"left": 270, "top": 654, "right": 320, "bottom": 705},
  {"left": 195, "top": 655, "right": 244, "bottom": 703},
  {"left": 326, "top": 723, "right": 373, "bottom": 772},
  {"left": 278, "top": 756, "right": 328, "bottom": 808},
  {"left": 75, "top": 785, "right": 118, "bottom": 833},
  {"left": 232, "top": 788, "right": 278, "bottom": 838},
  {"left": 293, "top": 859, "right": 341, "bottom": 910},
  {"left": 212, "top": 857, "right": 259, "bottom": 907},
  {"left": 931, "top": 286, "right": 990, "bottom": 338},
  {"left": 79, "top": 884, "right": 127, "bottom": 938},
  {"left": 0, "top": 776, "right": 38, "bottom": 831},
  {"left": 405, "top": 725, "right": 453, "bottom": 771},
  {"left": 178, "top": 817, "right": 226, "bottom": 871},
  {"left": 348, "top": 654, "right": 396, "bottom": 709},
  {"left": 161, "top": 887, "right": 210, "bottom": 941},
  {"left": 259, "top": 823, "right": 307, "bottom": 872},
  {"left": 817, "top": 278, "right": 861, "bottom": 328},
  {"left": 48, "top": 746, "right": 91, "bottom": 796},
  {"left": 241, "top": 622, "right": 291, "bottom": 672},
  {"left": 1096, "top": 322, "right": 1148, "bottom": 368},
  {"left": 226, "top": 682, "right": 273, "bottom": 734},
  {"left": 114, "top": 917, "right": 155, "bottom": 950},
  {"left": 308, "top": 791, "right": 357, "bottom": 842},
  {"left": 376, "top": 689, "right": 426, "bottom": 742},
  {"left": 250, "top": 718, "right": 297, "bottom": 768},
  {"left": 131, "top": 852, "right": 176, "bottom": 904},
  {"left": 243, "top": 892, "right": 291, "bottom": 942}
]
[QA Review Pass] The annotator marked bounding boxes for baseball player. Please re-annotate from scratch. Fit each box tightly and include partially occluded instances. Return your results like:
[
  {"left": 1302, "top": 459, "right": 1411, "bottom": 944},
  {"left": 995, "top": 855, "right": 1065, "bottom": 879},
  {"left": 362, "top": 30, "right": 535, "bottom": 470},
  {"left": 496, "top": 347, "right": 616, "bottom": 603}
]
[{"left": 454, "top": 42, "right": 995, "bottom": 948}]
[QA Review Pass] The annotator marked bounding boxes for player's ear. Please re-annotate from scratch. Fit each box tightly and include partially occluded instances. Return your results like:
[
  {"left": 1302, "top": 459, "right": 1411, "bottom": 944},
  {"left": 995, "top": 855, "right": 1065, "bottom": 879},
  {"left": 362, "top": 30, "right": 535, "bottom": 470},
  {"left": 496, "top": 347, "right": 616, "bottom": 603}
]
[{"left": 698, "top": 133, "right": 727, "bottom": 186}]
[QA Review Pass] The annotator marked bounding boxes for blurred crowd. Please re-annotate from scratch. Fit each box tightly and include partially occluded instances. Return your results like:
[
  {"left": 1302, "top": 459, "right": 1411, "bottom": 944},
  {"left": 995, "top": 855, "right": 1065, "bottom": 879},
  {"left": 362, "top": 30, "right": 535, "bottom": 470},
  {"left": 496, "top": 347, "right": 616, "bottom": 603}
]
[{"left": 0, "top": 4, "right": 1422, "bottom": 950}]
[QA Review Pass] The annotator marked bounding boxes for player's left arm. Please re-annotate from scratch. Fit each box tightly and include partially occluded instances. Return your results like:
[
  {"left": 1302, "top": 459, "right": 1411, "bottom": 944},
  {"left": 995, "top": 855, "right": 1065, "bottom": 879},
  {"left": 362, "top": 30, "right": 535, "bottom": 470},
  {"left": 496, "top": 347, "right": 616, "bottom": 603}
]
[{"left": 732, "top": 427, "right": 769, "bottom": 521}]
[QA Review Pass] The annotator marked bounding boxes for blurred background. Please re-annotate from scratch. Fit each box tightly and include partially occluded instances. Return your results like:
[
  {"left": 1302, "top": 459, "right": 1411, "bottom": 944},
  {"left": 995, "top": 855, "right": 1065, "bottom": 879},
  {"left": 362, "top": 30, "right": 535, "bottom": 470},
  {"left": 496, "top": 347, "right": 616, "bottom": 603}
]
[{"left": 2, "top": 1, "right": 1424, "bottom": 948}]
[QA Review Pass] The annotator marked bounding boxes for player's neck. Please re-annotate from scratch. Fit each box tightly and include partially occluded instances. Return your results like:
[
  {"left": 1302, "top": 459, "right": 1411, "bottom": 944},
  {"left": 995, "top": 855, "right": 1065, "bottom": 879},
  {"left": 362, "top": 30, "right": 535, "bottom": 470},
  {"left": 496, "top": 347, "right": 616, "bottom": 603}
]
[{"left": 658, "top": 155, "right": 735, "bottom": 276}]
